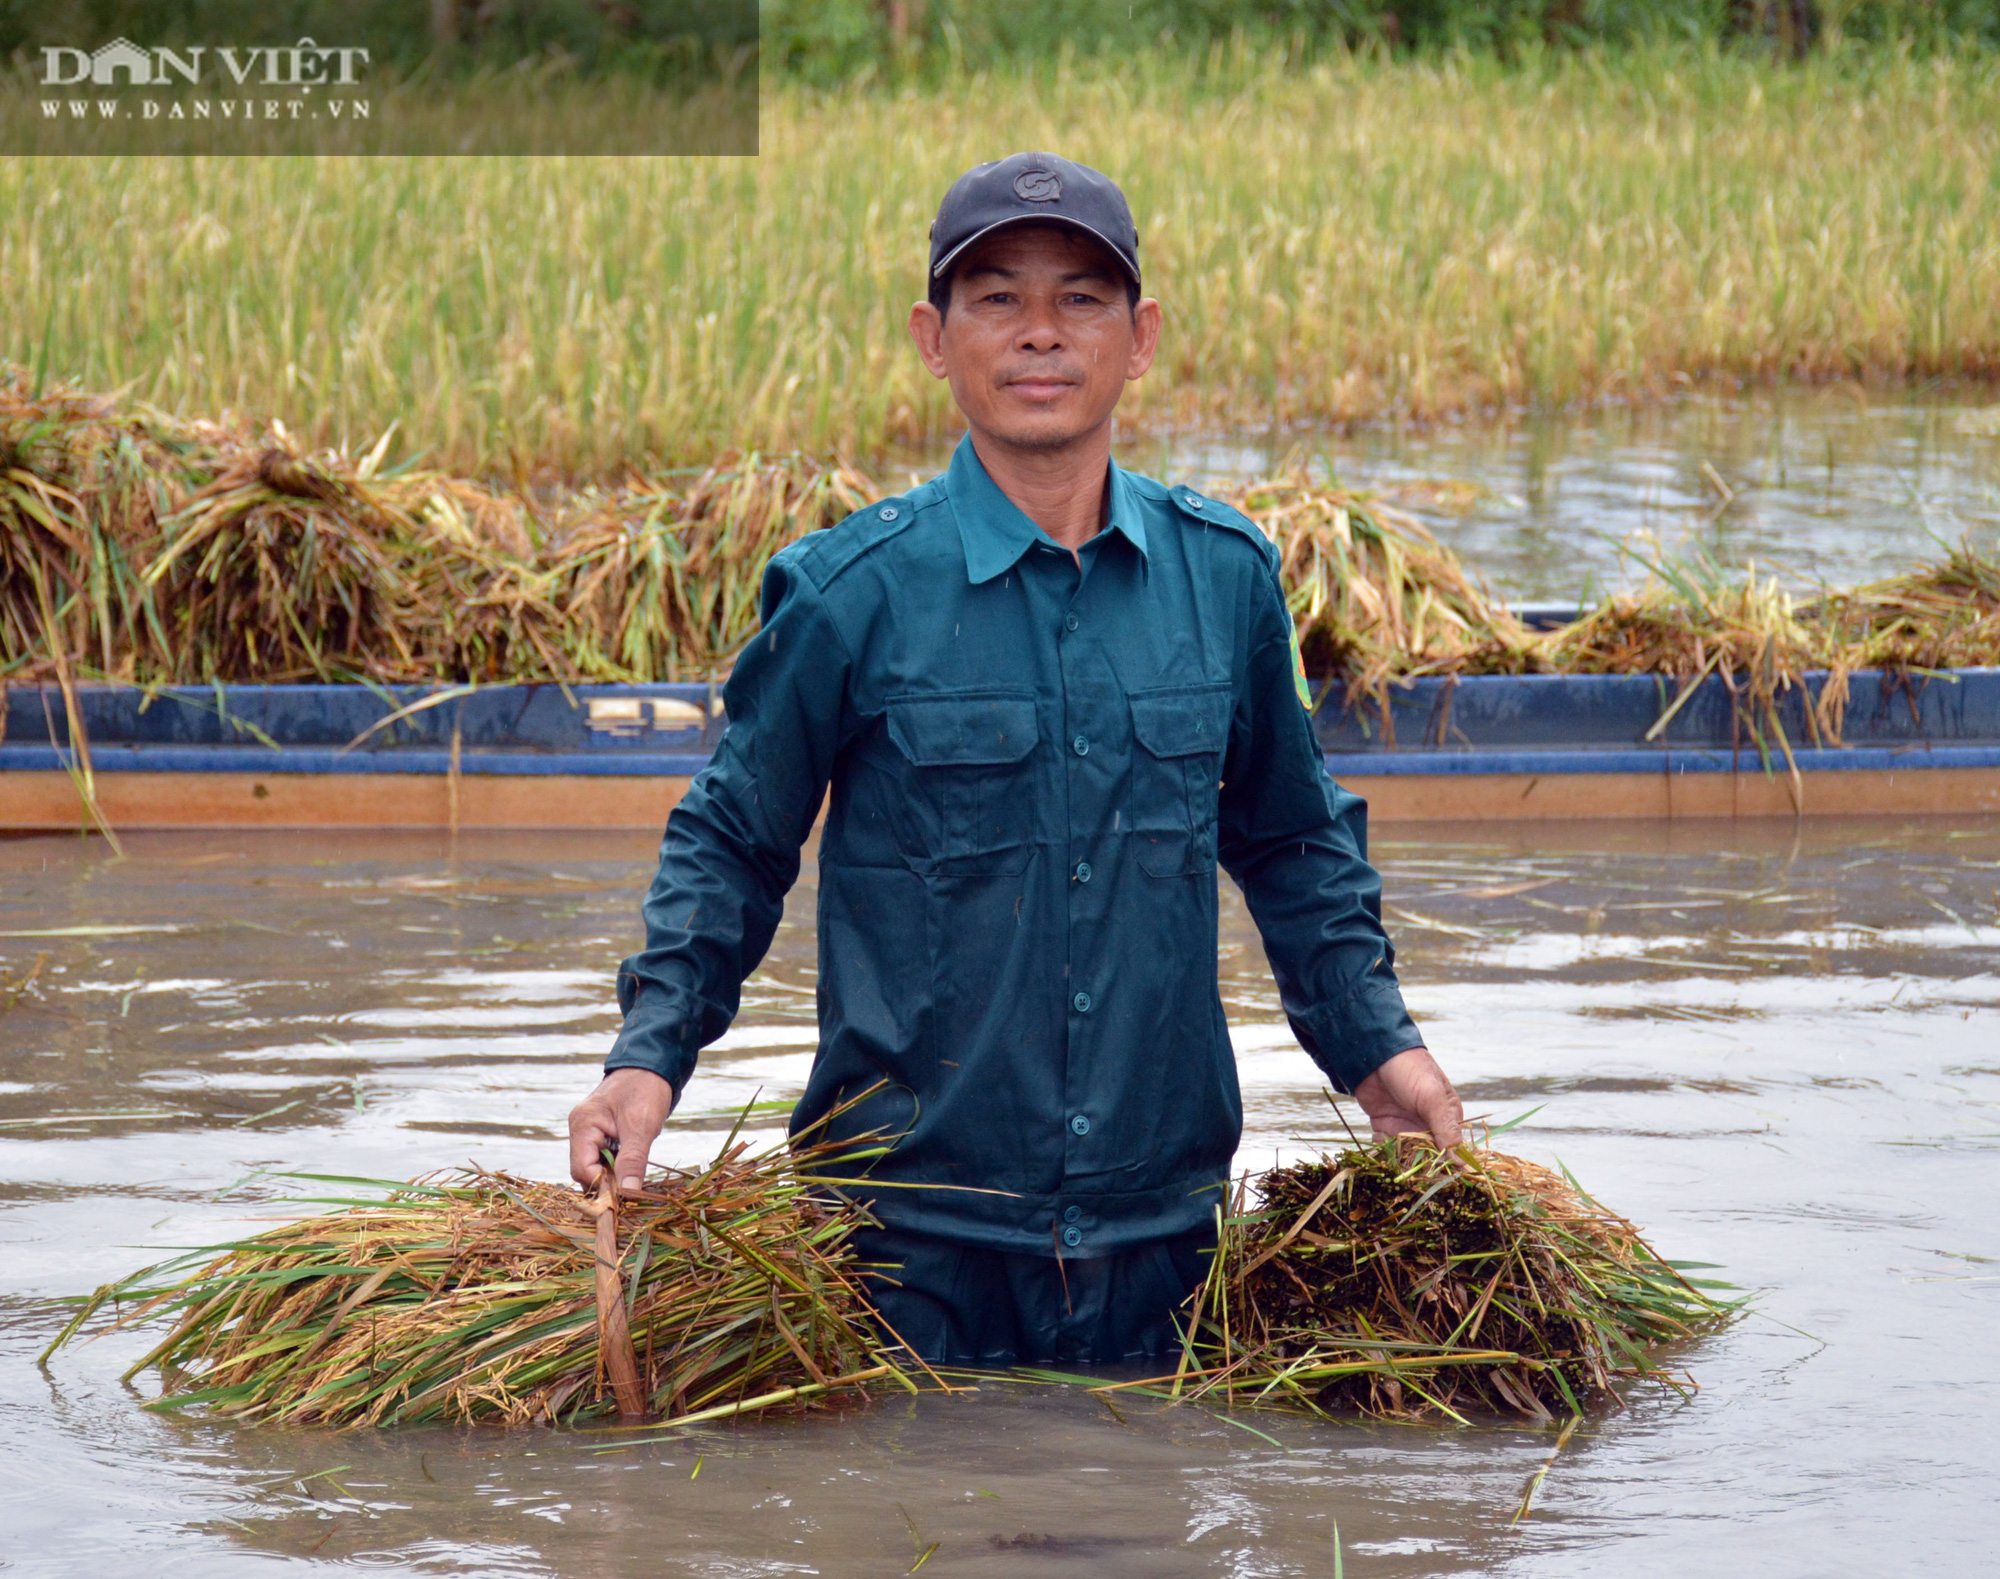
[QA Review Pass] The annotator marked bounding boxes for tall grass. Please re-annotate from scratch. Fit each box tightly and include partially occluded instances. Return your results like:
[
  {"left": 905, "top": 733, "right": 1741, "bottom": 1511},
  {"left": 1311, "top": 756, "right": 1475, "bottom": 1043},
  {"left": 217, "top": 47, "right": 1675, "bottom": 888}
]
[{"left": 5, "top": 45, "right": 1999, "bottom": 476}]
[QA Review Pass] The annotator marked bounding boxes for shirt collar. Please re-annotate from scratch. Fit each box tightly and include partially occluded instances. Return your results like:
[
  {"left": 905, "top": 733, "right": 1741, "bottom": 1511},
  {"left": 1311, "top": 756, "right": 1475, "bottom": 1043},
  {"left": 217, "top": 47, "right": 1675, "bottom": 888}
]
[{"left": 945, "top": 433, "right": 1149, "bottom": 585}]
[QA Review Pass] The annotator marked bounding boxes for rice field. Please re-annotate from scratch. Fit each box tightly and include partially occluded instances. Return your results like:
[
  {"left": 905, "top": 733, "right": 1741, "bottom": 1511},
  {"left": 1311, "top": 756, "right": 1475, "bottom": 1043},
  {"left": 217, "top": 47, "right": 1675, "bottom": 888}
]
[{"left": 6, "top": 44, "right": 2000, "bottom": 476}]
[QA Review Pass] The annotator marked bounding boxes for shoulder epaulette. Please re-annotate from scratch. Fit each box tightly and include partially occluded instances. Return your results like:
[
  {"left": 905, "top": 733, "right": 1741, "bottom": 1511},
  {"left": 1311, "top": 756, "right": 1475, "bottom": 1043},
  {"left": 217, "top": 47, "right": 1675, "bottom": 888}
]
[
  {"left": 782, "top": 480, "right": 941, "bottom": 585},
  {"left": 1163, "top": 483, "right": 1278, "bottom": 569}
]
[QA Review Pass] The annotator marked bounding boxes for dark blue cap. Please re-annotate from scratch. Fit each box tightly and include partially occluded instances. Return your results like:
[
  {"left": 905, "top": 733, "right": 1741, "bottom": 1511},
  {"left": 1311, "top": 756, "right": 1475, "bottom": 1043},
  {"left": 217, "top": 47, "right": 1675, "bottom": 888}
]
[{"left": 928, "top": 151, "right": 1140, "bottom": 288}]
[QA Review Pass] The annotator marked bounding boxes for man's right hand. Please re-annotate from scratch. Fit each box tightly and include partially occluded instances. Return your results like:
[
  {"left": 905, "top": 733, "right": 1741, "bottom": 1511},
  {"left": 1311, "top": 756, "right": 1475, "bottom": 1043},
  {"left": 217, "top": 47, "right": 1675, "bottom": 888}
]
[{"left": 567, "top": 1068, "right": 676, "bottom": 1195}]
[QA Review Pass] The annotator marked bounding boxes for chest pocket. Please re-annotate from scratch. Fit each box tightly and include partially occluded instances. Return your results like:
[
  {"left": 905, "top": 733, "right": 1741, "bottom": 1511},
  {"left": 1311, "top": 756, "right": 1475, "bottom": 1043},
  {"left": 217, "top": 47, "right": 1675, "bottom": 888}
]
[
  {"left": 886, "top": 690, "right": 1040, "bottom": 877},
  {"left": 1129, "top": 682, "right": 1234, "bottom": 877}
]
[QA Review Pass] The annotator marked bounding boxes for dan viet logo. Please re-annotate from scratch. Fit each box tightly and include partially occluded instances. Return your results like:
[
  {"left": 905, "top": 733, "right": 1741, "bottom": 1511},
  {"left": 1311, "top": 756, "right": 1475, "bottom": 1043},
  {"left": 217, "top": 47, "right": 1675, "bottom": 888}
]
[{"left": 37, "top": 37, "right": 371, "bottom": 124}]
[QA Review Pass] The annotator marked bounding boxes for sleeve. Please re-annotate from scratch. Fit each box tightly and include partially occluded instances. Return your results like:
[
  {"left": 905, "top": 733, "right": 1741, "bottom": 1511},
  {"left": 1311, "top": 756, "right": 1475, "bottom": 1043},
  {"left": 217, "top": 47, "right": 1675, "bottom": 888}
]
[
  {"left": 1216, "top": 563, "right": 1425, "bottom": 1093},
  {"left": 603, "top": 552, "right": 854, "bottom": 1095}
]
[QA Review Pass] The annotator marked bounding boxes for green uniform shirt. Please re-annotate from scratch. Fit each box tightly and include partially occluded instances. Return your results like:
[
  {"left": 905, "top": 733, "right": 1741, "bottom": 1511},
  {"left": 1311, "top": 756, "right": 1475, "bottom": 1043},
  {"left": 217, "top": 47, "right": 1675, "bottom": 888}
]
[{"left": 608, "top": 435, "right": 1423, "bottom": 1254}]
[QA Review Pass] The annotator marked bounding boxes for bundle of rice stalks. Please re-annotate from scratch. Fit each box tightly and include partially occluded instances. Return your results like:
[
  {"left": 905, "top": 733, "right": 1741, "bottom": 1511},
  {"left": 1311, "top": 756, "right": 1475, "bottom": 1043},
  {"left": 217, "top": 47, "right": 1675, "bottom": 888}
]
[
  {"left": 1528, "top": 537, "right": 2000, "bottom": 776},
  {"left": 1537, "top": 545, "right": 1824, "bottom": 802},
  {"left": 1231, "top": 473, "right": 1539, "bottom": 716},
  {"left": 527, "top": 454, "right": 873, "bottom": 681},
  {"left": 45, "top": 1124, "right": 1731, "bottom": 1434},
  {"left": 0, "top": 370, "right": 873, "bottom": 687},
  {"left": 1813, "top": 538, "right": 2000, "bottom": 680},
  {"left": 1172, "top": 1135, "right": 1736, "bottom": 1425},
  {"left": 42, "top": 1132, "right": 910, "bottom": 1429},
  {"left": 9, "top": 373, "right": 1997, "bottom": 738}
]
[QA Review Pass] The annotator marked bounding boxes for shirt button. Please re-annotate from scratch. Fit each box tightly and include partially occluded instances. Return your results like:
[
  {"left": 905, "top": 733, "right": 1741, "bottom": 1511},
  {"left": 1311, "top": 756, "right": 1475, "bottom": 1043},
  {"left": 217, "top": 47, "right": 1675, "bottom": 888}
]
[
  {"left": 1069, "top": 1114, "right": 1091, "bottom": 1136},
  {"left": 878, "top": 505, "right": 899, "bottom": 521},
  {"left": 1072, "top": 735, "right": 1089, "bottom": 756},
  {"left": 1073, "top": 861, "right": 1091, "bottom": 883},
  {"left": 1072, "top": 991, "right": 1092, "bottom": 1013},
  {"left": 1064, "top": 613, "right": 1079, "bottom": 632},
  {"left": 1187, "top": 495, "right": 1206, "bottom": 511},
  {"left": 1061, "top": 1225, "right": 1084, "bottom": 1248},
  {"left": 1063, "top": 1205, "right": 1083, "bottom": 1223}
]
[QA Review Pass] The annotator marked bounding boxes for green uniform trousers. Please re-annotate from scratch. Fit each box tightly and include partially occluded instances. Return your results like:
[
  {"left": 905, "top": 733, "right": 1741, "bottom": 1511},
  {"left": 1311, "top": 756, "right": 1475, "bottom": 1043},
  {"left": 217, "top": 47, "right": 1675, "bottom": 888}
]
[{"left": 851, "top": 1223, "right": 1216, "bottom": 1366}]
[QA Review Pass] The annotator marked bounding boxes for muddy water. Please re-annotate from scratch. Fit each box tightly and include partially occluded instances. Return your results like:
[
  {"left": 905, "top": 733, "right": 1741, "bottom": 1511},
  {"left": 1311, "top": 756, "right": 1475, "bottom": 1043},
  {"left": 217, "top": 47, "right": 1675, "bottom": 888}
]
[
  {"left": 898, "top": 392, "right": 2000, "bottom": 600},
  {"left": 2, "top": 821, "right": 1997, "bottom": 1576}
]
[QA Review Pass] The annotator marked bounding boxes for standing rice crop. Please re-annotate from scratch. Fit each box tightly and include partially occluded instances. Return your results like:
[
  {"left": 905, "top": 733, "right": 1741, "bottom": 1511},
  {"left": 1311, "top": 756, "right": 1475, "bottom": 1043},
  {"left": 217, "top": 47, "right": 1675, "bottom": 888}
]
[{"left": 8, "top": 48, "right": 2000, "bottom": 472}]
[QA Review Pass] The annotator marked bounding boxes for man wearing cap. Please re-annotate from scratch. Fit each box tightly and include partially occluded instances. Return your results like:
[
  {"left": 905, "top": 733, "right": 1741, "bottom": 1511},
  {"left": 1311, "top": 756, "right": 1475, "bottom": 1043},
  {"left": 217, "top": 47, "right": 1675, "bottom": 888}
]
[{"left": 569, "top": 153, "right": 1463, "bottom": 1364}]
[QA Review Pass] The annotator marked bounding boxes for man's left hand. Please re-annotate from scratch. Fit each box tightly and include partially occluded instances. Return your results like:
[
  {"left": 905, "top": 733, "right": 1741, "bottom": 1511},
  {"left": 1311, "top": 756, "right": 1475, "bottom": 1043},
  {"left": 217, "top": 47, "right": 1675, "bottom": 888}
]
[{"left": 1354, "top": 1047, "right": 1464, "bottom": 1148}]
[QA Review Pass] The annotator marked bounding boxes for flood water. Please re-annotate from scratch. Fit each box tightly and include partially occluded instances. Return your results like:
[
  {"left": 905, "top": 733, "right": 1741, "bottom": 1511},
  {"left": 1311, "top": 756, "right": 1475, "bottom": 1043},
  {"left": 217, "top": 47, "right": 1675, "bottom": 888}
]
[
  {"left": 3, "top": 820, "right": 1998, "bottom": 1576},
  {"left": 901, "top": 391, "right": 2000, "bottom": 602}
]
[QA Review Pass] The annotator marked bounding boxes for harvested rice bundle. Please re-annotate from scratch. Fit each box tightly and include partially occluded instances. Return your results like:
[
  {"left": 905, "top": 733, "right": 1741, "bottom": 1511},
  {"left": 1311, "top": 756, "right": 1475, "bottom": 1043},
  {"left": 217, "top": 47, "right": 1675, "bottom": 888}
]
[
  {"left": 1532, "top": 537, "right": 2000, "bottom": 764},
  {"left": 1538, "top": 548, "right": 1823, "bottom": 800},
  {"left": 1174, "top": 1135, "right": 1735, "bottom": 1424},
  {"left": 1232, "top": 473, "right": 1538, "bottom": 714},
  {"left": 0, "top": 369, "right": 874, "bottom": 687},
  {"left": 10, "top": 373, "right": 1999, "bottom": 709},
  {"left": 529, "top": 451, "right": 874, "bottom": 681},
  {"left": 46, "top": 1131, "right": 1730, "bottom": 1433},
  {"left": 42, "top": 1134, "right": 910, "bottom": 1428},
  {"left": 1813, "top": 538, "right": 2000, "bottom": 690}
]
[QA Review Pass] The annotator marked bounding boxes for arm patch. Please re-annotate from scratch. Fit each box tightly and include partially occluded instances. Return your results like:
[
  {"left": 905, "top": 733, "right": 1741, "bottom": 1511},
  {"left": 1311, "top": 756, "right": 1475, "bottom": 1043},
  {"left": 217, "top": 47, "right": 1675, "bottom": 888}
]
[{"left": 1289, "top": 620, "right": 1314, "bottom": 711}]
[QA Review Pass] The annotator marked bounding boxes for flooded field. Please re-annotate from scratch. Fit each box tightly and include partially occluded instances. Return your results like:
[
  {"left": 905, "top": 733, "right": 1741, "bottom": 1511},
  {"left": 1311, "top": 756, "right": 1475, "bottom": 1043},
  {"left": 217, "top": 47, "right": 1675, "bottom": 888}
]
[
  {"left": 3, "top": 819, "right": 1997, "bottom": 1576},
  {"left": 914, "top": 392, "right": 2000, "bottom": 602}
]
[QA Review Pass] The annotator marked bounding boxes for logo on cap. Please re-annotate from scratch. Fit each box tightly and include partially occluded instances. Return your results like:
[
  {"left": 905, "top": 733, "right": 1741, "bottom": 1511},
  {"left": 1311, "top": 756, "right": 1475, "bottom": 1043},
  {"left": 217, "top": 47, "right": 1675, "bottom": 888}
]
[{"left": 1013, "top": 170, "right": 1062, "bottom": 203}]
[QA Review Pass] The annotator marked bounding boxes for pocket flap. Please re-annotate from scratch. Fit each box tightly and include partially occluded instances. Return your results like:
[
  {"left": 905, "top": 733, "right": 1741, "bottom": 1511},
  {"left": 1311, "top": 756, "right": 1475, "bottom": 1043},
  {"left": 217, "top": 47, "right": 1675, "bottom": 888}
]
[
  {"left": 887, "top": 691, "right": 1039, "bottom": 766},
  {"left": 1130, "top": 683, "right": 1234, "bottom": 758}
]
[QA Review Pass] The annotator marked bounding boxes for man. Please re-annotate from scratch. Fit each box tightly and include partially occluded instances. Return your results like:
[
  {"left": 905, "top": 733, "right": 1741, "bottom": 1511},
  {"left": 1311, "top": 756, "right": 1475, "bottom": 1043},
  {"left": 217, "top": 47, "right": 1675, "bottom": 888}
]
[{"left": 569, "top": 152, "right": 1462, "bottom": 1365}]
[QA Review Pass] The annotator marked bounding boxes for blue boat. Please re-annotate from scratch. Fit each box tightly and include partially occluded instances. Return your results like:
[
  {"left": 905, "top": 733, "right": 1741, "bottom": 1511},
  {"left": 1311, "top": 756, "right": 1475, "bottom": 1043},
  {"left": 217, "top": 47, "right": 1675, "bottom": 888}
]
[{"left": 4, "top": 669, "right": 1998, "bottom": 827}]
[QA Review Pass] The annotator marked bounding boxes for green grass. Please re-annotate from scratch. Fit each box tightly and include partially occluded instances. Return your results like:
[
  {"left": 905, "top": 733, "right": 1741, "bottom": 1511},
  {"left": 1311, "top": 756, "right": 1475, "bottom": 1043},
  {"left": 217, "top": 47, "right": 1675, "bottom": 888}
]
[{"left": 6, "top": 44, "right": 2000, "bottom": 476}]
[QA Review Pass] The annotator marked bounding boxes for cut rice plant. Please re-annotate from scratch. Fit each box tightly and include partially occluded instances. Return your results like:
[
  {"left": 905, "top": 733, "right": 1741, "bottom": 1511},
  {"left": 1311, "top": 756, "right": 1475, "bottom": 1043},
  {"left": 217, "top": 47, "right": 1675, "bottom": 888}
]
[
  {"left": 1538, "top": 544, "right": 1826, "bottom": 805},
  {"left": 1168, "top": 1133, "right": 1738, "bottom": 1424},
  {"left": 7, "top": 374, "right": 1997, "bottom": 774},
  {"left": 41, "top": 1130, "right": 913, "bottom": 1429},
  {"left": 1238, "top": 470, "right": 1540, "bottom": 736},
  {"left": 1810, "top": 538, "right": 2000, "bottom": 731},
  {"left": 45, "top": 1119, "right": 1734, "bottom": 1433},
  {"left": 0, "top": 372, "right": 874, "bottom": 688}
]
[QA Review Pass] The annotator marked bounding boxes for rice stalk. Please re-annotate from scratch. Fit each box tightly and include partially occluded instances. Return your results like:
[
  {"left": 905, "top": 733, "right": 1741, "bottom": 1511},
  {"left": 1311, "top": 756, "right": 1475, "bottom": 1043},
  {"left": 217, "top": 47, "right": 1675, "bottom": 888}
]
[
  {"left": 5, "top": 377, "right": 1997, "bottom": 763},
  {"left": 42, "top": 1130, "right": 912, "bottom": 1429},
  {"left": 9, "top": 48, "right": 2000, "bottom": 472},
  {"left": 1171, "top": 1134, "right": 1739, "bottom": 1424},
  {"left": 45, "top": 1125, "right": 1733, "bottom": 1432},
  {"left": 20, "top": 544, "right": 122, "bottom": 852}
]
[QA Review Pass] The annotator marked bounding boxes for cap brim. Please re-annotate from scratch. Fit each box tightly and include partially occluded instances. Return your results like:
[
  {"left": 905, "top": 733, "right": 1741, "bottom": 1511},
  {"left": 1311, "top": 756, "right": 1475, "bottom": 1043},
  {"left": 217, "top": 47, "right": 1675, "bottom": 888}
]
[{"left": 931, "top": 214, "right": 1139, "bottom": 286}]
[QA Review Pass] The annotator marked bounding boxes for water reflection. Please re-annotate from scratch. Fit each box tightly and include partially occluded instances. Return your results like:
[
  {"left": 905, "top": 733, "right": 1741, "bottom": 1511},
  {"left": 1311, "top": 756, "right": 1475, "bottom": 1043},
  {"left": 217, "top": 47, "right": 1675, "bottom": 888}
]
[{"left": 3, "top": 819, "right": 1997, "bottom": 1575}]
